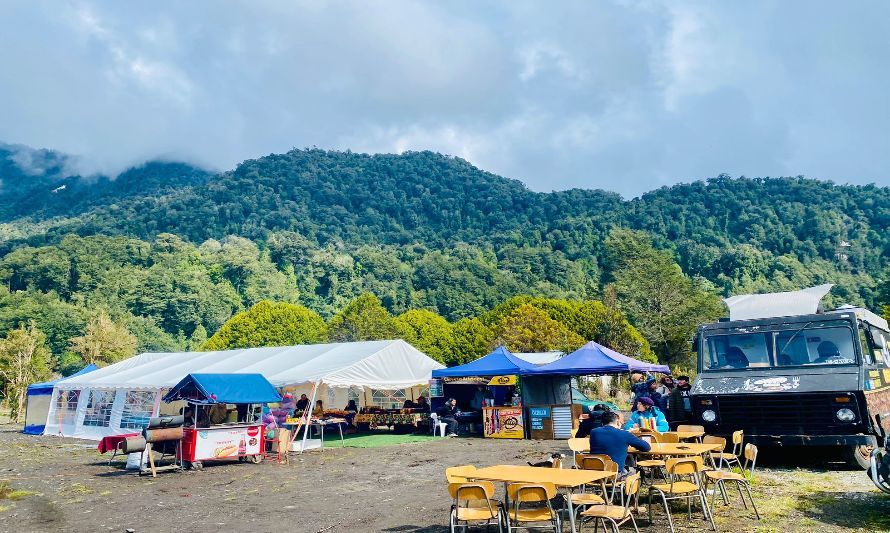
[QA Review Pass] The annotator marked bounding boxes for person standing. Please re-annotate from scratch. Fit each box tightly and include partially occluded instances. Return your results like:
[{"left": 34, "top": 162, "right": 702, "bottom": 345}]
[
  {"left": 668, "top": 375, "right": 694, "bottom": 426},
  {"left": 589, "top": 410, "right": 651, "bottom": 475}
]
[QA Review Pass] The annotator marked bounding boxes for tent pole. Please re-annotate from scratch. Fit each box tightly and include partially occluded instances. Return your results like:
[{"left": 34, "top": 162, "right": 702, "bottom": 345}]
[{"left": 298, "top": 381, "right": 321, "bottom": 455}]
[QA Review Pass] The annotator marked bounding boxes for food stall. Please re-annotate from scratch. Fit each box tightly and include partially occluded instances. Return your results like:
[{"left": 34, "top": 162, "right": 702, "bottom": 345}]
[
  {"left": 431, "top": 346, "right": 538, "bottom": 439},
  {"left": 162, "top": 373, "right": 282, "bottom": 469},
  {"left": 523, "top": 341, "right": 670, "bottom": 439}
]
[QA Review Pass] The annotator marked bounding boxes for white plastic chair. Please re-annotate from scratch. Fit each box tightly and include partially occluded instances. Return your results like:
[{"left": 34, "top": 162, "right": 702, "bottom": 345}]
[{"left": 430, "top": 413, "right": 448, "bottom": 437}]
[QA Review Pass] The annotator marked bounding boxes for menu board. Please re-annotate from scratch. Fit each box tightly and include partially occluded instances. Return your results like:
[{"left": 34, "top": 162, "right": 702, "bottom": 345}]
[{"left": 483, "top": 407, "right": 524, "bottom": 439}]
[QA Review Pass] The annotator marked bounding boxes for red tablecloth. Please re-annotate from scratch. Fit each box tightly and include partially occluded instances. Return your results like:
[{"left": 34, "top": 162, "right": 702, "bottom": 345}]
[{"left": 97, "top": 433, "right": 139, "bottom": 454}]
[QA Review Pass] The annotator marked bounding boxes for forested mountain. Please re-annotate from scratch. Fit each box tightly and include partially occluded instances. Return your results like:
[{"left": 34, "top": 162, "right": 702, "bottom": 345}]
[{"left": 1, "top": 144, "right": 887, "bottom": 374}]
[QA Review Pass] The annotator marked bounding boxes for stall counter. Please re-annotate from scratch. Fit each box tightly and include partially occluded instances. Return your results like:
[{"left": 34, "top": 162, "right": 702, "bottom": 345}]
[{"left": 180, "top": 423, "right": 264, "bottom": 465}]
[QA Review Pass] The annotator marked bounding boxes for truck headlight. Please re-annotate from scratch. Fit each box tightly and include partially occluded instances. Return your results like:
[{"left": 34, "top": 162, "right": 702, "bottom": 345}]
[
  {"left": 836, "top": 408, "right": 855, "bottom": 422},
  {"left": 702, "top": 409, "right": 717, "bottom": 422}
]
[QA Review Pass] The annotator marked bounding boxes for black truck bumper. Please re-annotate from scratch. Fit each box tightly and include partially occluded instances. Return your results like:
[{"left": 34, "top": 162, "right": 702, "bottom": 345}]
[{"left": 745, "top": 434, "right": 877, "bottom": 447}]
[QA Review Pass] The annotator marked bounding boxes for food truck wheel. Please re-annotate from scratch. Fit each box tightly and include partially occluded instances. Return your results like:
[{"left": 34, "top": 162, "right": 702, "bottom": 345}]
[
  {"left": 248, "top": 454, "right": 263, "bottom": 464},
  {"left": 848, "top": 445, "right": 873, "bottom": 470}
]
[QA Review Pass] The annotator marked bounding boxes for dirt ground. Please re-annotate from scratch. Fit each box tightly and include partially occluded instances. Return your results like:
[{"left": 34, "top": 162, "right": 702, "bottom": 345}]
[{"left": 0, "top": 425, "right": 888, "bottom": 533}]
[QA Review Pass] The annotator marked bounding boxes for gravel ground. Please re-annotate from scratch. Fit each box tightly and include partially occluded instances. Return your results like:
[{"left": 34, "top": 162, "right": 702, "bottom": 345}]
[{"left": 0, "top": 425, "right": 888, "bottom": 533}]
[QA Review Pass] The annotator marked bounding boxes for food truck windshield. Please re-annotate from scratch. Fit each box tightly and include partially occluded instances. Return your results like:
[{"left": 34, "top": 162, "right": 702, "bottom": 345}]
[{"left": 701, "top": 319, "right": 859, "bottom": 371}]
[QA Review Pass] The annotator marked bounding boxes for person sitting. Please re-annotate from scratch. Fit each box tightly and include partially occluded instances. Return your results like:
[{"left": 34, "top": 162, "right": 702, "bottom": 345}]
[
  {"left": 436, "top": 397, "right": 460, "bottom": 437},
  {"left": 296, "top": 394, "right": 310, "bottom": 412},
  {"left": 312, "top": 399, "right": 325, "bottom": 419},
  {"left": 815, "top": 341, "right": 843, "bottom": 363},
  {"left": 344, "top": 399, "right": 358, "bottom": 412},
  {"left": 724, "top": 347, "right": 749, "bottom": 369},
  {"left": 402, "top": 398, "right": 416, "bottom": 409},
  {"left": 576, "top": 404, "right": 610, "bottom": 438},
  {"left": 208, "top": 403, "right": 229, "bottom": 425},
  {"left": 624, "top": 396, "right": 669, "bottom": 432},
  {"left": 414, "top": 396, "right": 430, "bottom": 412},
  {"left": 590, "top": 410, "right": 651, "bottom": 475}
]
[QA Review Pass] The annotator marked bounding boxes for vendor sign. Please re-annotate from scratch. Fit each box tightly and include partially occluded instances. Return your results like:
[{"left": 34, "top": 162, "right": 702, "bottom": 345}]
[
  {"left": 194, "top": 426, "right": 262, "bottom": 460},
  {"left": 488, "top": 375, "right": 517, "bottom": 386},
  {"left": 428, "top": 378, "right": 444, "bottom": 397},
  {"left": 529, "top": 406, "right": 550, "bottom": 430},
  {"left": 483, "top": 407, "right": 524, "bottom": 439},
  {"left": 443, "top": 376, "right": 489, "bottom": 385}
]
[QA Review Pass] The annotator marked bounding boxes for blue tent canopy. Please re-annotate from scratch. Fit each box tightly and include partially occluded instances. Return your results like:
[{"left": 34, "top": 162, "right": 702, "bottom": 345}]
[
  {"left": 432, "top": 346, "right": 538, "bottom": 377},
  {"left": 524, "top": 341, "right": 671, "bottom": 376},
  {"left": 162, "top": 373, "right": 282, "bottom": 405},
  {"left": 27, "top": 364, "right": 99, "bottom": 395}
]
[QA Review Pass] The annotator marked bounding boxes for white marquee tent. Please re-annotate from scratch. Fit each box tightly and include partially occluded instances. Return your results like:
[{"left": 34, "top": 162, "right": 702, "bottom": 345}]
[{"left": 44, "top": 340, "right": 444, "bottom": 440}]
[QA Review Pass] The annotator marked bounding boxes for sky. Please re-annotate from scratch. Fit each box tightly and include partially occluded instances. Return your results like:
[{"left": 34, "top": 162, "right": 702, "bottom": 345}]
[{"left": 1, "top": 1, "right": 888, "bottom": 198}]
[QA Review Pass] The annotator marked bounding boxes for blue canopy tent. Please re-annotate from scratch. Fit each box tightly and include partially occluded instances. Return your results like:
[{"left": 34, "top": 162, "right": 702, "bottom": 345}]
[
  {"left": 431, "top": 346, "right": 539, "bottom": 377},
  {"left": 24, "top": 364, "right": 99, "bottom": 435},
  {"left": 162, "top": 373, "right": 282, "bottom": 405},
  {"left": 524, "top": 341, "right": 670, "bottom": 376}
]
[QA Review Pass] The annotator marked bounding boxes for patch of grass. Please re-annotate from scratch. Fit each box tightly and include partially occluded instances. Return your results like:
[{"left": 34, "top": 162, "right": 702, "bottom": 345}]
[
  {"left": 325, "top": 432, "right": 440, "bottom": 448},
  {"left": 58, "top": 482, "right": 93, "bottom": 496},
  {"left": 7, "top": 489, "right": 36, "bottom": 501},
  {"left": 0, "top": 481, "right": 11, "bottom": 499}
]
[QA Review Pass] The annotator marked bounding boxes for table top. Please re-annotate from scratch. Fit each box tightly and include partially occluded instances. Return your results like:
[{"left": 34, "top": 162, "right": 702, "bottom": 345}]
[
  {"left": 630, "top": 429, "right": 704, "bottom": 440},
  {"left": 470, "top": 465, "right": 615, "bottom": 487},
  {"left": 629, "top": 442, "right": 722, "bottom": 455}
]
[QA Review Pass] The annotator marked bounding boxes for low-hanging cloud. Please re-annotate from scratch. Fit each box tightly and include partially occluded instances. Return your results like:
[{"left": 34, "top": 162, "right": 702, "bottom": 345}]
[{"left": 0, "top": 0, "right": 888, "bottom": 197}]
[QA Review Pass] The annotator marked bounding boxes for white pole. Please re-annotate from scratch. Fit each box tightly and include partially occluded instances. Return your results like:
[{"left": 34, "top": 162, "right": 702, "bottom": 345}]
[{"left": 298, "top": 381, "right": 321, "bottom": 455}]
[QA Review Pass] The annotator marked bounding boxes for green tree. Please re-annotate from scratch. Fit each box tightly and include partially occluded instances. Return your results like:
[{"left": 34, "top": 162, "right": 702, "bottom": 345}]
[
  {"left": 203, "top": 301, "right": 327, "bottom": 350},
  {"left": 606, "top": 229, "right": 723, "bottom": 366},
  {"left": 328, "top": 293, "right": 402, "bottom": 342},
  {"left": 188, "top": 324, "right": 208, "bottom": 351},
  {"left": 450, "top": 318, "right": 494, "bottom": 365},
  {"left": 493, "top": 304, "right": 585, "bottom": 353},
  {"left": 68, "top": 310, "right": 138, "bottom": 366},
  {"left": 394, "top": 309, "right": 454, "bottom": 364},
  {"left": 0, "top": 322, "right": 52, "bottom": 422}
]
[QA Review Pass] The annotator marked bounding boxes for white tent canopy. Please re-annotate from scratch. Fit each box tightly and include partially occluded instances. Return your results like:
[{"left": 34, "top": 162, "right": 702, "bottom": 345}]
[
  {"left": 45, "top": 340, "right": 444, "bottom": 440},
  {"left": 723, "top": 284, "right": 833, "bottom": 321}
]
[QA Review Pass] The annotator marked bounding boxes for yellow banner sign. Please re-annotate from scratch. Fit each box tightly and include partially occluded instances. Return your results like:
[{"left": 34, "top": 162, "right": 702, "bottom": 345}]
[
  {"left": 488, "top": 375, "right": 517, "bottom": 386},
  {"left": 483, "top": 407, "right": 524, "bottom": 439}
]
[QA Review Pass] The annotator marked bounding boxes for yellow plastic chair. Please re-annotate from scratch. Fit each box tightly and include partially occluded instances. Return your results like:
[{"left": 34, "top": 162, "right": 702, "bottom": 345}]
[
  {"left": 648, "top": 456, "right": 716, "bottom": 533},
  {"left": 635, "top": 432, "right": 666, "bottom": 483},
  {"left": 659, "top": 432, "right": 681, "bottom": 443},
  {"left": 711, "top": 430, "right": 744, "bottom": 470},
  {"left": 579, "top": 473, "right": 642, "bottom": 533},
  {"left": 505, "top": 482, "right": 561, "bottom": 532},
  {"left": 578, "top": 455, "right": 619, "bottom": 506},
  {"left": 705, "top": 443, "right": 760, "bottom": 519},
  {"left": 702, "top": 435, "right": 726, "bottom": 470},
  {"left": 568, "top": 437, "right": 590, "bottom": 467},
  {"left": 448, "top": 481, "right": 504, "bottom": 533}
]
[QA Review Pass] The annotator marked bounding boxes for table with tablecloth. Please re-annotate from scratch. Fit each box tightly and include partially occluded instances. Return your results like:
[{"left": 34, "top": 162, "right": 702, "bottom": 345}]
[
  {"left": 97, "top": 432, "right": 140, "bottom": 463},
  {"left": 354, "top": 412, "right": 430, "bottom": 429}
]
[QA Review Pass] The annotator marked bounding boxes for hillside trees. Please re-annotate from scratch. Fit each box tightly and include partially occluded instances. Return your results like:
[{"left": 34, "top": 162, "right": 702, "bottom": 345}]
[
  {"left": 68, "top": 310, "right": 138, "bottom": 366},
  {"left": 328, "top": 293, "right": 403, "bottom": 342},
  {"left": 605, "top": 229, "right": 723, "bottom": 366},
  {"left": 203, "top": 301, "right": 327, "bottom": 350},
  {"left": 0, "top": 322, "right": 52, "bottom": 422}
]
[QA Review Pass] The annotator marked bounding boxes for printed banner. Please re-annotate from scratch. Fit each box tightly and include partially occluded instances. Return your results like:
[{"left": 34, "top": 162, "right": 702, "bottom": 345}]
[
  {"left": 194, "top": 425, "right": 262, "bottom": 460},
  {"left": 488, "top": 375, "right": 518, "bottom": 386},
  {"left": 529, "top": 407, "right": 551, "bottom": 431},
  {"left": 484, "top": 407, "right": 524, "bottom": 439}
]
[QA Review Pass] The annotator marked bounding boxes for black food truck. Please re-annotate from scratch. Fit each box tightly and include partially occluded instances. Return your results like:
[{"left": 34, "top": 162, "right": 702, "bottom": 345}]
[{"left": 691, "top": 285, "right": 890, "bottom": 468}]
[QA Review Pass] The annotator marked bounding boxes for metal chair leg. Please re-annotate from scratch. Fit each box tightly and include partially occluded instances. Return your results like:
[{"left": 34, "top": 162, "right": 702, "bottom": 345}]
[
  {"left": 744, "top": 482, "right": 760, "bottom": 520},
  {"left": 700, "top": 492, "right": 717, "bottom": 531}
]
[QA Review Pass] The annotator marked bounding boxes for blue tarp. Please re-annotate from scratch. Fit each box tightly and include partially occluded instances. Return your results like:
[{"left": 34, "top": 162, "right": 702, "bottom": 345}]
[
  {"left": 162, "top": 373, "right": 282, "bottom": 405},
  {"left": 432, "top": 346, "right": 539, "bottom": 377},
  {"left": 27, "top": 364, "right": 99, "bottom": 395},
  {"left": 524, "top": 341, "right": 670, "bottom": 376}
]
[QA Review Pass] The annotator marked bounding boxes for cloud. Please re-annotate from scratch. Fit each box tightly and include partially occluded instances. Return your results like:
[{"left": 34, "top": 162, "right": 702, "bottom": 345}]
[{"left": 0, "top": 0, "right": 888, "bottom": 197}]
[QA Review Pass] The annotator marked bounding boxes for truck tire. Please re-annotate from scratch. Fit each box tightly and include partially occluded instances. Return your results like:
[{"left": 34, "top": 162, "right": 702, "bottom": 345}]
[{"left": 847, "top": 445, "right": 873, "bottom": 470}]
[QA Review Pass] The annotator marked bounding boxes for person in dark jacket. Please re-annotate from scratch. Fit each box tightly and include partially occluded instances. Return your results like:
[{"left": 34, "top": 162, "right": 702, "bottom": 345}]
[
  {"left": 589, "top": 410, "right": 651, "bottom": 474},
  {"left": 668, "top": 375, "right": 693, "bottom": 425},
  {"left": 436, "top": 398, "right": 460, "bottom": 437},
  {"left": 576, "top": 404, "right": 610, "bottom": 438}
]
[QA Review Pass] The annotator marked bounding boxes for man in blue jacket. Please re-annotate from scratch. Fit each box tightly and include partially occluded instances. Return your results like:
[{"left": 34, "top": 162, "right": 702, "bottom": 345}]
[{"left": 589, "top": 410, "right": 651, "bottom": 474}]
